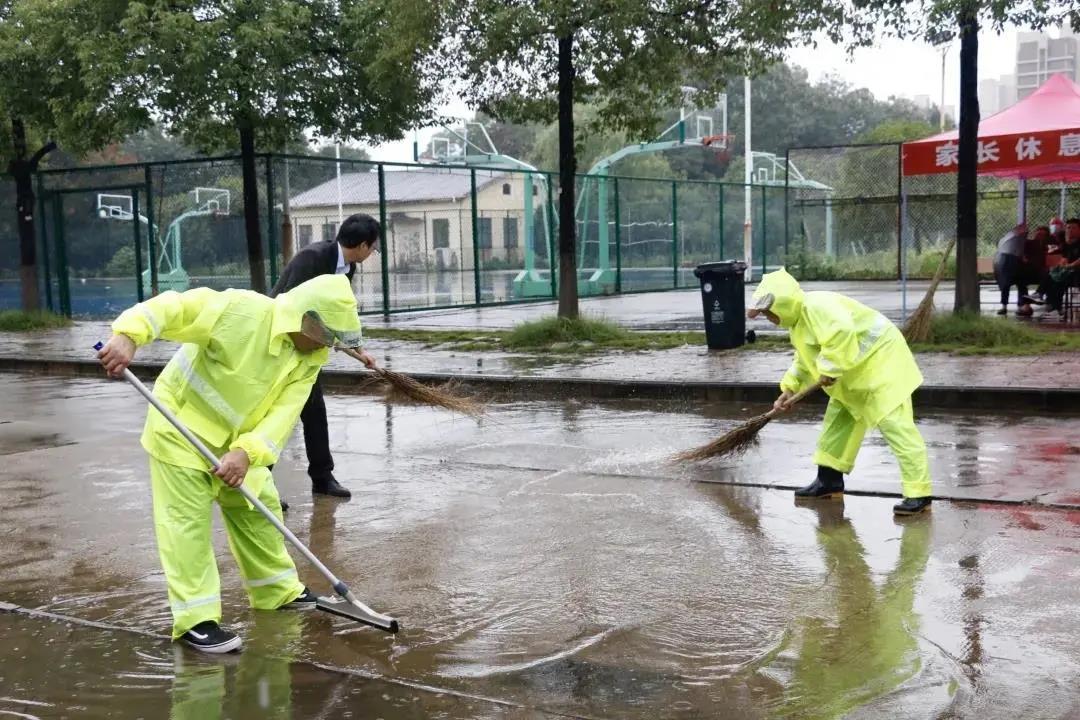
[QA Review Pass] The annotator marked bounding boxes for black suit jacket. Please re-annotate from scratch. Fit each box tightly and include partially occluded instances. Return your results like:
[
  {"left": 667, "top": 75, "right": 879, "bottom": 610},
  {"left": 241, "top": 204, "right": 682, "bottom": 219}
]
[{"left": 270, "top": 240, "right": 355, "bottom": 297}]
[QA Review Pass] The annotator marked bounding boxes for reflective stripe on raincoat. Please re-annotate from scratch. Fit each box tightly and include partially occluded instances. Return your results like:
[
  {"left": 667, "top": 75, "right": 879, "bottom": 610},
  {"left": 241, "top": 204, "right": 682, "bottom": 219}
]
[
  {"left": 112, "top": 275, "right": 360, "bottom": 488},
  {"left": 753, "top": 268, "right": 923, "bottom": 428}
]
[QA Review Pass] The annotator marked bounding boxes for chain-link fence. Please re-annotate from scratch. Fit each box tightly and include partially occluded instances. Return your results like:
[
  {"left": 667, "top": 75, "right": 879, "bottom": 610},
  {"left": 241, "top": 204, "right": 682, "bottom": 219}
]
[
  {"left": 7, "top": 153, "right": 782, "bottom": 318},
  {"left": 5, "top": 146, "right": 1080, "bottom": 318},
  {"left": 787, "top": 143, "right": 1080, "bottom": 282}
]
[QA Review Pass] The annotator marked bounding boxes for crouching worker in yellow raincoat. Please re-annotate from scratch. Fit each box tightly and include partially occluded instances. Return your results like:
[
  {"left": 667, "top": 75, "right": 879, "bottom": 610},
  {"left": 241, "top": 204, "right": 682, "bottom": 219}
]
[
  {"left": 747, "top": 269, "right": 932, "bottom": 516},
  {"left": 96, "top": 275, "right": 361, "bottom": 653}
]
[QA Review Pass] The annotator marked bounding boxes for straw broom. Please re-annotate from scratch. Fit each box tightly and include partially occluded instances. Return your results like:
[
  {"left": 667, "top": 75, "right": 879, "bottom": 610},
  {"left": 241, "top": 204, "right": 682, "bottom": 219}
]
[
  {"left": 673, "top": 382, "right": 822, "bottom": 462},
  {"left": 902, "top": 237, "right": 956, "bottom": 344},
  {"left": 337, "top": 346, "right": 485, "bottom": 418}
]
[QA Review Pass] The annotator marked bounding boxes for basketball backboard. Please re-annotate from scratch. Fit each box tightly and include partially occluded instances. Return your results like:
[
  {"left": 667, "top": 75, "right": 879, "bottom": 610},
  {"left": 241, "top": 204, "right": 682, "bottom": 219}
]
[
  {"left": 193, "top": 187, "right": 230, "bottom": 214},
  {"left": 97, "top": 194, "right": 134, "bottom": 220},
  {"left": 416, "top": 119, "right": 498, "bottom": 164}
]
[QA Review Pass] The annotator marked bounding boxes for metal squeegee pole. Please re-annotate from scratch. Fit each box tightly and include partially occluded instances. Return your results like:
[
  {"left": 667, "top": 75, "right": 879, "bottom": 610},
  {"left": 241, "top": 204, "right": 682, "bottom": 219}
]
[{"left": 111, "top": 363, "right": 395, "bottom": 629}]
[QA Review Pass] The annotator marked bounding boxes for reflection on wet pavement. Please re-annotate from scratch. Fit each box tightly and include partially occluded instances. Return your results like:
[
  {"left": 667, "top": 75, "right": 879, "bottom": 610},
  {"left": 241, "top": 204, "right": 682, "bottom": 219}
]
[{"left": 1, "top": 375, "right": 1079, "bottom": 718}]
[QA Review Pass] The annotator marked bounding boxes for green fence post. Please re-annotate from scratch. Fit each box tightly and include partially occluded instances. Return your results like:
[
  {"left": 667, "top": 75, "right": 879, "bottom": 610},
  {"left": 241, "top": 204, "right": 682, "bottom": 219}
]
[
  {"left": 760, "top": 185, "right": 767, "bottom": 278},
  {"left": 265, "top": 156, "right": 278, "bottom": 288},
  {"left": 470, "top": 169, "right": 481, "bottom": 305},
  {"left": 378, "top": 164, "right": 390, "bottom": 315},
  {"left": 718, "top": 184, "right": 725, "bottom": 259},
  {"left": 36, "top": 175, "right": 53, "bottom": 312},
  {"left": 52, "top": 195, "right": 70, "bottom": 317},
  {"left": 784, "top": 150, "right": 791, "bottom": 260},
  {"left": 546, "top": 174, "right": 557, "bottom": 299},
  {"left": 671, "top": 181, "right": 679, "bottom": 288},
  {"left": 613, "top": 177, "right": 622, "bottom": 293},
  {"left": 132, "top": 189, "right": 144, "bottom": 302},
  {"left": 144, "top": 165, "right": 158, "bottom": 296}
]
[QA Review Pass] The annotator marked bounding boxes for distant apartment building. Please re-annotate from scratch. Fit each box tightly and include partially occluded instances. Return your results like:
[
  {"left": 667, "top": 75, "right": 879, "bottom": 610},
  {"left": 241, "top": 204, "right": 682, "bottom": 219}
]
[
  {"left": 979, "top": 75, "right": 1017, "bottom": 116},
  {"left": 1015, "top": 27, "right": 1080, "bottom": 100}
]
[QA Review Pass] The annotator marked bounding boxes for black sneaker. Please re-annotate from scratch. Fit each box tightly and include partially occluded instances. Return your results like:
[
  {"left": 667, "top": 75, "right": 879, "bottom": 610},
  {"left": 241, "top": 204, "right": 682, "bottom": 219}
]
[
  {"left": 180, "top": 621, "right": 242, "bottom": 654},
  {"left": 312, "top": 475, "right": 351, "bottom": 498},
  {"left": 280, "top": 587, "right": 318, "bottom": 611},
  {"left": 893, "top": 497, "right": 932, "bottom": 516},
  {"left": 795, "top": 466, "right": 845, "bottom": 499}
]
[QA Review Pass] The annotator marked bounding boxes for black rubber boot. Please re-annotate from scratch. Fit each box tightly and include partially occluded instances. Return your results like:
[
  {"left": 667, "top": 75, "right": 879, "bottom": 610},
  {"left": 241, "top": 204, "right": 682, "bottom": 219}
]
[
  {"left": 795, "top": 466, "right": 845, "bottom": 499},
  {"left": 312, "top": 474, "right": 352, "bottom": 498},
  {"left": 893, "top": 497, "right": 932, "bottom": 515}
]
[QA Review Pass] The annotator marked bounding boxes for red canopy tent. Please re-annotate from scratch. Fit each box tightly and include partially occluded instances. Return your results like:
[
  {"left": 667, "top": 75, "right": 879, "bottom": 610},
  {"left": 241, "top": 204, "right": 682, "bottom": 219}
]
[{"left": 903, "top": 73, "right": 1080, "bottom": 183}]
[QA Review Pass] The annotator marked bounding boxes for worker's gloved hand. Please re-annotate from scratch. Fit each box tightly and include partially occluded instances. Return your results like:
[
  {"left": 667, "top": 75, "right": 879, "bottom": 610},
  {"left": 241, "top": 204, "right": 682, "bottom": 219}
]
[
  {"left": 214, "top": 449, "right": 250, "bottom": 488},
  {"left": 819, "top": 375, "right": 837, "bottom": 387},
  {"left": 357, "top": 350, "right": 378, "bottom": 369},
  {"left": 773, "top": 391, "right": 795, "bottom": 413},
  {"left": 98, "top": 334, "right": 137, "bottom": 378}
]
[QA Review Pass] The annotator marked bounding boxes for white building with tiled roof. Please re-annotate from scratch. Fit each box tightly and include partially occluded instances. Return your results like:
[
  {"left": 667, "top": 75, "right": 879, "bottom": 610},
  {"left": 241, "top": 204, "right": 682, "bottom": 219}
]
[{"left": 289, "top": 167, "right": 543, "bottom": 273}]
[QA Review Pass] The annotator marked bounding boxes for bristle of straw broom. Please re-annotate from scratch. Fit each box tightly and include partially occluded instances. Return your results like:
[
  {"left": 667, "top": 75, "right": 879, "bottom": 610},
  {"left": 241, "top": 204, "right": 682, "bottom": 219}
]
[
  {"left": 902, "top": 236, "right": 956, "bottom": 344},
  {"left": 672, "top": 413, "right": 772, "bottom": 462},
  {"left": 372, "top": 367, "right": 485, "bottom": 418}
]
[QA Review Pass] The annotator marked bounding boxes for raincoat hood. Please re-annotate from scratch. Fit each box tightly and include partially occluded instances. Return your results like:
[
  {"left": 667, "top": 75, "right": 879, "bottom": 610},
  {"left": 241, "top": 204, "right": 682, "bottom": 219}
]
[
  {"left": 752, "top": 268, "right": 804, "bottom": 329},
  {"left": 270, "top": 275, "right": 360, "bottom": 354}
]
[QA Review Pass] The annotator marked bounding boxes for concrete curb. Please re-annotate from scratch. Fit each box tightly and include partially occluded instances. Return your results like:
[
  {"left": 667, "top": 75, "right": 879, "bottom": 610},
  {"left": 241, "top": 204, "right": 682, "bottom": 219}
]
[{"left": 1, "top": 355, "right": 1078, "bottom": 412}]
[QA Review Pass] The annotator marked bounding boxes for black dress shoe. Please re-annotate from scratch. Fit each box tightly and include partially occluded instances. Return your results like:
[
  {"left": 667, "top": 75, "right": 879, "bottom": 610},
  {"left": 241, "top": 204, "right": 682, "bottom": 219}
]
[
  {"left": 794, "top": 466, "right": 845, "bottom": 499},
  {"left": 312, "top": 475, "right": 351, "bottom": 498},
  {"left": 893, "top": 497, "right": 932, "bottom": 515}
]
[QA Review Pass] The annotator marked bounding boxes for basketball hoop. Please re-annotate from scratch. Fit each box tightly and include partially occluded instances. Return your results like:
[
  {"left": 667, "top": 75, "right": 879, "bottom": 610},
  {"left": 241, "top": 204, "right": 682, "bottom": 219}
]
[{"left": 702, "top": 133, "right": 735, "bottom": 162}]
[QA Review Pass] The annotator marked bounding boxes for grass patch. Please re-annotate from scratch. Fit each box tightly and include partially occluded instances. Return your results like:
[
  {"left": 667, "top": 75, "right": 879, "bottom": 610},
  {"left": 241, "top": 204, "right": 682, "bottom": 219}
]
[
  {"left": 910, "top": 312, "right": 1080, "bottom": 355},
  {"left": 0, "top": 310, "right": 72, "bottom": 332},
  {"left": 364, "top": 317, "right": 789, "bottom": 354}
]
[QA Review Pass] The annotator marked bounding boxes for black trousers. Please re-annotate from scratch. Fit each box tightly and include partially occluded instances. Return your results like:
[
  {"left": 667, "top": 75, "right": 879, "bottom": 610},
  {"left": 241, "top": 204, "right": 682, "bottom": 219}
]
[
  {"left": 993, "top": 254, "right": 1029, "bottom": 307},
  {"left": 300, "top": 374, "right": 334, "bottom": 480}
]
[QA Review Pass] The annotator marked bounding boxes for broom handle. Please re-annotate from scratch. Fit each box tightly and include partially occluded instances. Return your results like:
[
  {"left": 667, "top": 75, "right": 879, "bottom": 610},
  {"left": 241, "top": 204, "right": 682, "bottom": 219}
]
[{"left": 766, "top": 382, "right": 823, "bottom": 419}]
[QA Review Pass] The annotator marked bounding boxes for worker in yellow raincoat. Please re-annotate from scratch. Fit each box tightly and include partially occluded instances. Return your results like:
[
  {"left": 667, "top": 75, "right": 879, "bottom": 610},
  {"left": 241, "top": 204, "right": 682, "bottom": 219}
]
[
  {"left": 747, "top": 269, "right": 932, "bottom": 515},
  {"left": 97, "top": 275, "right": 362, "bottom": 653}
]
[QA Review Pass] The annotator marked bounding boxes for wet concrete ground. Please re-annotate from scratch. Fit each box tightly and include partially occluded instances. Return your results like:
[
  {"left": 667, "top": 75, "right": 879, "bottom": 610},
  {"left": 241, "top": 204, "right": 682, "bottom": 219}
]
[
  {"left": 2, "top": 374, "right": 1080, "bottom": 718},
  {"left": 1, "top": 319, "right": 1077, "bottom": 394},
  {"left": 360, "top": 281, "right": 1066, "bottom": 332}
]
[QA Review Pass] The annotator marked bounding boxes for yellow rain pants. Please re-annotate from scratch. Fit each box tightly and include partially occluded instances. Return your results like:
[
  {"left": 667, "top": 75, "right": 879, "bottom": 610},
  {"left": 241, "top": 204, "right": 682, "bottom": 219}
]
[{"left": 150, "top": 459, "right": 304, "bottom": 639}]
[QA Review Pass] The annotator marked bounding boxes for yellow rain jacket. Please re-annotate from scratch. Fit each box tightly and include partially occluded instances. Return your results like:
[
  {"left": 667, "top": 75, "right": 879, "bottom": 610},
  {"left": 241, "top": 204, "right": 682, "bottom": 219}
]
[
  {"left": 754, "top": 269, "right": 922, "bottom": 428},
  {"left": 112, "top": 275, "right": 360, "bottom": 494}
]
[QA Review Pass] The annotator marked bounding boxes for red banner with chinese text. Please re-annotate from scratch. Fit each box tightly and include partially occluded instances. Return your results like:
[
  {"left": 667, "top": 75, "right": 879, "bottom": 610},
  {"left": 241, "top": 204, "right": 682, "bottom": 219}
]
[{"left": 902, "top": 129, "right": 1080, "bottom": 177}]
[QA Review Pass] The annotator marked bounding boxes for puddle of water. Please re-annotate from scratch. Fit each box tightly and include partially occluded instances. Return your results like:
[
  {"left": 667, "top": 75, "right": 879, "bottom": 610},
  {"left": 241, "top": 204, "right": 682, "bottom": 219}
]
[{"left": 1, "top": 376, "right": 1079, "bottom": 718}]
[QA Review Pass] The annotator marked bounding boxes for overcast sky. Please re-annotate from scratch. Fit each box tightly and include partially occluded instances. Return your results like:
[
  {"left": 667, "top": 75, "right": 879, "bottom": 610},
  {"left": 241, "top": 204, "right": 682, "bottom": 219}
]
[{"left": 362, "top": 28, "right": 1026, "bottom": 164}]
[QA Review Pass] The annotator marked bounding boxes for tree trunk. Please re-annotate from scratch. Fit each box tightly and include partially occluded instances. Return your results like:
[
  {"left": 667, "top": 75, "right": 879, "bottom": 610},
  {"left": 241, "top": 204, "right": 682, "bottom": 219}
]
[
  {"left": 954, "top": 3, "right": 980, "bottom": 314},
  {"left": 8, "top": 118, "right": 55, "bottom": 312},
  {"left": 556, "top": 32, "right": 579, "bottom": 319},
  {"left": 239, "top": 122, "right": 267, "bottom": 294}
]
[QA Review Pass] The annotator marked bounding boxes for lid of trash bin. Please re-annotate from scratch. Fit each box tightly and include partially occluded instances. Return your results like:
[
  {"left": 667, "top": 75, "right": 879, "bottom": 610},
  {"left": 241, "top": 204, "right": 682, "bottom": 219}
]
[{"left": 694, "top": 261, "right": 748, "bottom": 278}]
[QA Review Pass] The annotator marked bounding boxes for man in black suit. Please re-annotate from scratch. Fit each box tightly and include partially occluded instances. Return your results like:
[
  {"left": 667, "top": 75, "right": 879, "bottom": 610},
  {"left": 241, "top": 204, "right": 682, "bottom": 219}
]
[{"left": 270, "top": 213, "right": 380, "bottom": 498}]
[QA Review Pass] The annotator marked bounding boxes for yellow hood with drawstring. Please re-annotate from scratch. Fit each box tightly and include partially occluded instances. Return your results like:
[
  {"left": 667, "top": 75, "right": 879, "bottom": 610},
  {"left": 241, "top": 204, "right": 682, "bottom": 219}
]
[{"left": 752, "top": 269, "right": 923, "bottom": 427}]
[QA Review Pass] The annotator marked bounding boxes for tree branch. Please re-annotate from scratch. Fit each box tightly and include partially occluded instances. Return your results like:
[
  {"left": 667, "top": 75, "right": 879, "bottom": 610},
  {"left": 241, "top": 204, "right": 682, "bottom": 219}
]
[{"left": 29, "top": 140, "right": 57, "bottom": 169}]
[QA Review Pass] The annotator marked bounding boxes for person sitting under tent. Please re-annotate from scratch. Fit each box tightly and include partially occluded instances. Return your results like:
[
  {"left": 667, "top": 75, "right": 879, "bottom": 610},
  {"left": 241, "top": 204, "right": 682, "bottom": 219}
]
[
  {"left": 1033, "top": 218, "right": 1080, "bottom": 319},
  {"left": 96, "top": 275, "right": 362, "bottom": 654}
]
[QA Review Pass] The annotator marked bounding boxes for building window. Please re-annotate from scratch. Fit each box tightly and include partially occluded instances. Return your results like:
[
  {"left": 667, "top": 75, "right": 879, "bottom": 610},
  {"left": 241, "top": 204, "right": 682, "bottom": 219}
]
[
  {"left": 478, "top": 217, "right": 493, "bottom": 249},
  {"left": 502, "top": 183, "right": 512, "bottom": 196},
  {"left": 298, "top": 224, "right": 313, "bottom": 248},
  {"left": 432, "top": 218, "right": 450, "bottom": 249},
  {"left": 503, "top": 217, "right": 519, "bottom": 249},
  {"left": 322, "top": 222, "right": 337, "bottom": 243}
]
